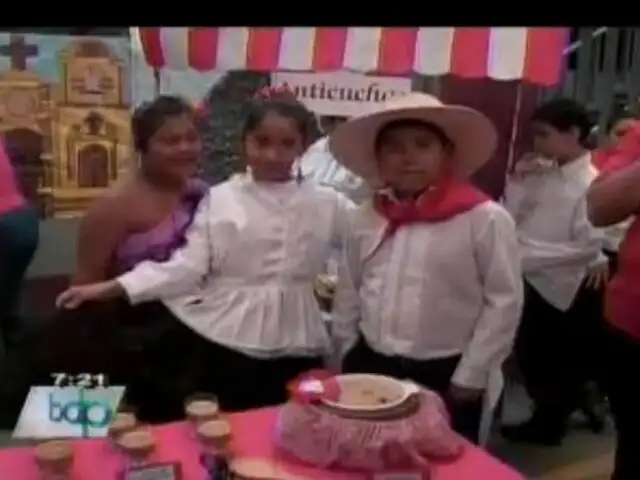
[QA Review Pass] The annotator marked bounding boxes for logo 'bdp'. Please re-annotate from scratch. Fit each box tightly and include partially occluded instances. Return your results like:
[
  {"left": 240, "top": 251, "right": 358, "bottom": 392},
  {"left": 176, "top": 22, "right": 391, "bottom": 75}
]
[
  {"left": 13, "top": 386, "right": 125, "bottom": 439},
  {"left": 48, "top": 393, "right": 113, "bottom": 428}
]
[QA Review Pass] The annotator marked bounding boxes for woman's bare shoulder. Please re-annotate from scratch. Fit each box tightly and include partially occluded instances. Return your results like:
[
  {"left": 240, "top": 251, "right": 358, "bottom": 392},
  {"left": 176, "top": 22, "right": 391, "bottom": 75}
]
[{"left": 83, "top": 181, "right": 137, "bottom": 226}]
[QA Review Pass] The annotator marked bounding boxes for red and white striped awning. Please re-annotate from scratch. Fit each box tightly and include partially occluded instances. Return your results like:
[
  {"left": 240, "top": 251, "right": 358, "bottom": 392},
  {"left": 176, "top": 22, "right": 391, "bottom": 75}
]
[{"left": 135, "top": 27, "right": 568, "bottom": 86}]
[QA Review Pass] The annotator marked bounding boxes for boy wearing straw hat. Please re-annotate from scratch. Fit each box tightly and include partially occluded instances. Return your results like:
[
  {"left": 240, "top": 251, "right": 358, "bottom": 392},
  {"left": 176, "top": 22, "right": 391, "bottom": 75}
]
[{"left": 329, "top": 93, "right": 524, "bottom": 442}]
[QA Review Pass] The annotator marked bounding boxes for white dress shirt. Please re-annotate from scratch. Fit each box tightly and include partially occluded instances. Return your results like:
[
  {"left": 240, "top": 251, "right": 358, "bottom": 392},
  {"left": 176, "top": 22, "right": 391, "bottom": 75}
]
[
  {"left": 118, "top": 174, "right": 353, "bottom": 358},
  {"left": 331, "top": 200, "right": 523, "bottom": 390},
  {"left": 503, "top": 153, "right": 606, "bottom": 311}
]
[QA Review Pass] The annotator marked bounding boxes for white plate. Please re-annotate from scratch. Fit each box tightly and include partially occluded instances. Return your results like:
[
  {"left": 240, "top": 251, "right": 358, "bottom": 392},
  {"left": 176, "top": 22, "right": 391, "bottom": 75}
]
[{"left": 322, "top": 374, "right": 418, "bottom": 412}]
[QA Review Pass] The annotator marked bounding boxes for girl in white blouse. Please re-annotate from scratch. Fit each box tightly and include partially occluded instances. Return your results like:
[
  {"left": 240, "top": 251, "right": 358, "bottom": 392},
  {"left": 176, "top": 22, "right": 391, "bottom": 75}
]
[
  {"left": 329, "top": 93, "right": 523, "bottom": 443},
  {"left": 56, "top": 88, "right": 352, "bottom": 412}
]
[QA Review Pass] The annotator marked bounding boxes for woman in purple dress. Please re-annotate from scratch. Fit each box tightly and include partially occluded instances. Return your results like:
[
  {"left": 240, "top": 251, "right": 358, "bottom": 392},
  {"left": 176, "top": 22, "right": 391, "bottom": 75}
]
[
  {"left": 0, "top": 96, "right": 211, "bottom": 425},
  {"left": 71, "top": 96, "right": 212, "bottom": 422}
]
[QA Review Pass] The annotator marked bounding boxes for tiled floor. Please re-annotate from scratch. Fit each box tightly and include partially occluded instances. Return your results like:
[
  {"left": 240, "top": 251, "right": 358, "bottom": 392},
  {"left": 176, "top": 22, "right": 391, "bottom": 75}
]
[{"left": 493, "top": 383, "right": 614, "bottom": 479}]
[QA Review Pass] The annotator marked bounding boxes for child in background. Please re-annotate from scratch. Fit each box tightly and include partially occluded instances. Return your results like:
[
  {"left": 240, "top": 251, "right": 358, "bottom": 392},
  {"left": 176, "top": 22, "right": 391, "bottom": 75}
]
[
  {"left": 502, "top": 98, "right": 608, "bottom": 445},
  {"left": 330, "top": 93, "right": 523, "bottom": 443}
]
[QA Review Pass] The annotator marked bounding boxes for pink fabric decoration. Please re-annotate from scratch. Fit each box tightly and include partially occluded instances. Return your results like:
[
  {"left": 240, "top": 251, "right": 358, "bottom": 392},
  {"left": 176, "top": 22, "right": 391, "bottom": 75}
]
[{"left": 276, "top": 388, "right": 464, "bottom": 471}]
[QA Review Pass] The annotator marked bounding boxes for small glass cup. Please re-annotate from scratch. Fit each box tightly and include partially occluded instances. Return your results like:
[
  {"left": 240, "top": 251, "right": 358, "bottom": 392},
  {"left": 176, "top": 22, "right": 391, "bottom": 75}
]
[
  {"left": 107, "top": 411, "right": 138, "bottom": 446},
  {"left": 197, "top": 419, "right": 231, "bottom": 451},
  {"left": 184, "top": 393, "right": 220, "bottom": 430},
  {"left": 116, "top": 427, "right": 156, "bottom": 469},
  {"left": 229, "top": 458, "right": 288, "bottom": 480},
  {"left": 34, "top": 440, "right": 74, "bottom": 480}
]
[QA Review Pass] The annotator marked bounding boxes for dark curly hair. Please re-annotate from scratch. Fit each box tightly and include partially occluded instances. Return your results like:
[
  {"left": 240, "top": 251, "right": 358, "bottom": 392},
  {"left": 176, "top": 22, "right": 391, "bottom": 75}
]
[
  {"left": 531, "top": 98, "right": 593, "bottom": 145},
  {"left": 132, "top": 95, "right": 195, "bottom": 153},
  {"left": 242, "top": 86, "right": 320, "bottom": 148}
]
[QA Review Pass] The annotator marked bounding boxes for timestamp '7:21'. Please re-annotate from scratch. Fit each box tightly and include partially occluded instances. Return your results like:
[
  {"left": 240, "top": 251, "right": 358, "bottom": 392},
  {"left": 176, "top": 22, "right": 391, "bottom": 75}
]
[{"left": 51, "top": 373, "right": 108, "bottom": 389}]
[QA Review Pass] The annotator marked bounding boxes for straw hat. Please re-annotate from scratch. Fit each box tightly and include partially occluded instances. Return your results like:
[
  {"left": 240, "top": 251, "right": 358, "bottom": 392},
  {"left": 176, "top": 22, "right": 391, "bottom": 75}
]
[{"left": 328, "top": 93, "right": 498, "bottom": 187}]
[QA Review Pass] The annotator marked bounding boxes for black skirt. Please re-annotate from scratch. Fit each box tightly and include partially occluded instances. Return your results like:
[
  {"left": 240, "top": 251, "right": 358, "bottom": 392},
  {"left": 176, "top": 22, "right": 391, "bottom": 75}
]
[
  {"left": 514, "top": 281, "right": 606, "bottom": 425},
  {"left": 0, "top": 300, "right": 210, "bottom": 424},
  {"left": 106, "top": 300, "right": 324, "bottom": 414}
]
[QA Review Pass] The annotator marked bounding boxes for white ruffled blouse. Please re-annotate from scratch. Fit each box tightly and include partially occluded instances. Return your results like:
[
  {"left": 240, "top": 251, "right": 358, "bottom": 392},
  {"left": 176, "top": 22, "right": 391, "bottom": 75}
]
[{"left": 117, "top": 174, "right": 353, "bottom": 358}]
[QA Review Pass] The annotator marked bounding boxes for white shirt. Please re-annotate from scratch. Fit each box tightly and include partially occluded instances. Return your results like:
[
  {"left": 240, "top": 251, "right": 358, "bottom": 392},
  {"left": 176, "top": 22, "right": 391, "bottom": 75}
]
[
  {"left": 300, "top": 137, "right": 372, "bottom": 203},
  {"left": 503, "top": 153, "right": 606, "bottom": 311},
  {"left": 118, "top": 174, "right": 353, "bottom": 358},
  {"left": 331, "top": 200, "right": 523, "bottom": 390}
]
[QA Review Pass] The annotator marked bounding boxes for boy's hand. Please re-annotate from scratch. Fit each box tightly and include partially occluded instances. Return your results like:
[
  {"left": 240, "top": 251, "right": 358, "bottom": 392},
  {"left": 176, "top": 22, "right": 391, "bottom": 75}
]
[
  {"left": 449, "top": 384, "right": 484, "bottom": 403},
  {"left": 585, "top": 262, "right": 610, "bottom": 290}
]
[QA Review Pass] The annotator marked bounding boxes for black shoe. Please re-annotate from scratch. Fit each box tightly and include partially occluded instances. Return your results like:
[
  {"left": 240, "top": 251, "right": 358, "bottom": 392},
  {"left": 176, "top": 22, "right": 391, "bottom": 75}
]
[
  {"left": 579, "top": 404, "right": 606, "bottom": 434},
  {"left": 501, "top": 418, "right": 565, "bottom": 446},
  {"left": 577, "top": 383, "right": 608, "bottom": 434}
]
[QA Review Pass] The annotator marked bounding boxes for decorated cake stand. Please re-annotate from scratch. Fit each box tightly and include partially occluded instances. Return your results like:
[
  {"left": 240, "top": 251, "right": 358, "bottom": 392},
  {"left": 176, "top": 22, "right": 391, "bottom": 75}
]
[{"left": 276, "top": 371, "right": 465, "bottom": 472}]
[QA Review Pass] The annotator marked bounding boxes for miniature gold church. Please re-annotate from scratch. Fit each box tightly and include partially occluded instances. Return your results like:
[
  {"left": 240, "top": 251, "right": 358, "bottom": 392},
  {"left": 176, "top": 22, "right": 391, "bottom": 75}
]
[{"left": 0, "top": 36, "right": 132, "bottom": 218}]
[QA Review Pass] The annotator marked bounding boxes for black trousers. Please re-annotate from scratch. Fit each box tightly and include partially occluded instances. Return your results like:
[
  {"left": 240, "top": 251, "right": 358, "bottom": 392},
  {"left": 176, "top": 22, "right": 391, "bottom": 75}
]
[
  {"left": 514, "top": 281, "right": 604, "bottom": 432},
  {"left": 343, "top": 337, "right": 483, "bottom": 443},
  {"left": 605, "top": 323, "right": 640, "bottom": 480}
]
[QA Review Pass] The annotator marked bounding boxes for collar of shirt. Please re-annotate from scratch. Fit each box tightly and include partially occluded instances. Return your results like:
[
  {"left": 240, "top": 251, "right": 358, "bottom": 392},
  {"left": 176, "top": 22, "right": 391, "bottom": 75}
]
[{"left": 557, "top": 152, "right": 592, "bottom": 178}]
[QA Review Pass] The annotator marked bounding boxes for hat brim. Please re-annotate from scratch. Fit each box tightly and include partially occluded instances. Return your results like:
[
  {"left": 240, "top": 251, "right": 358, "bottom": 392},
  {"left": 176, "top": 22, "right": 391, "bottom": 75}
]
[{"left": 328, "top": 105, "right": 498, "bottom": 187}]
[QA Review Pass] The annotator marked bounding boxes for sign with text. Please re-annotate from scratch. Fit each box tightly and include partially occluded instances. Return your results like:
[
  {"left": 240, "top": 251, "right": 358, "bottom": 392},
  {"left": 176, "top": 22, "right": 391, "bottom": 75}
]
[
  {"left": 13, "top": 386, "right": 125, "bottom": 439},
  {"left": 270, "top": 71, "right": 412, "bottom": 117}
]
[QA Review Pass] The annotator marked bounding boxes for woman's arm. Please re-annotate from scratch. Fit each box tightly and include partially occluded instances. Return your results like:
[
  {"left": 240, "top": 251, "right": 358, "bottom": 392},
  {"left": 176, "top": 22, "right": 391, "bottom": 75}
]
[
  {"left": 73, "top": 196, "right": 128, "bottom": 284},
  {"left": 588, "top": 122, "right": 640, "bottom": 227},
  {"left": 588, "top": 161, "right": 640, "bottom": 227}
]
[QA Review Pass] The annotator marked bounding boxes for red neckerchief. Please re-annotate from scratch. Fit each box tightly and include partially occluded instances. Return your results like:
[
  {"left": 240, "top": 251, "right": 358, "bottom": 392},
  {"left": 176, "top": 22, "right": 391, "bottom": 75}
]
[{"left": 367, "top": 174, "right": 490, "bottom": 261}]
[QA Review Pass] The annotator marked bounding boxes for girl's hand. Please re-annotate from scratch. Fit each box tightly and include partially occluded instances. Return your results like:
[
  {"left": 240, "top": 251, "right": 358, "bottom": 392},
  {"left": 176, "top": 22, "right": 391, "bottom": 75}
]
[{"left": 55, "top": 281, "right": 122, "bottom": 309}]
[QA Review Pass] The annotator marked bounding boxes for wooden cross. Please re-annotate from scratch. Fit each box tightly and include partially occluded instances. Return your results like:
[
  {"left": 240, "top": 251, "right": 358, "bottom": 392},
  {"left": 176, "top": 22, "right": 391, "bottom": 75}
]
[{"left": 0, "top": 35, "right": 38, "bottom": 71}]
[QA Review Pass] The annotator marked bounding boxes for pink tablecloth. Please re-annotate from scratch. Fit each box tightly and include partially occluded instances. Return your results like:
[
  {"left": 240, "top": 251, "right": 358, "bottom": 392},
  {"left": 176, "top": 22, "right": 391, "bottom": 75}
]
[{"left": 0, "top": 407, "right": 525, "bottom": 479}]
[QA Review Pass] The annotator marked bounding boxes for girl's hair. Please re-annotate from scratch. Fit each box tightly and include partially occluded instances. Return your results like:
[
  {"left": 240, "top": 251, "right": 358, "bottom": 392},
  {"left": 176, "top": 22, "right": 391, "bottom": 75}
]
[
  {"left": 374, "top": 119, "right": 453, "bottom": 152},
  {"left": 132, "top": 95, "right": 195, "bottom": 153},
  {"left": 242, "top": 85, "right": 318, "bottom": 147},
  {"left": 531, "top": 98, "right": 592, "bottom": 143}
]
